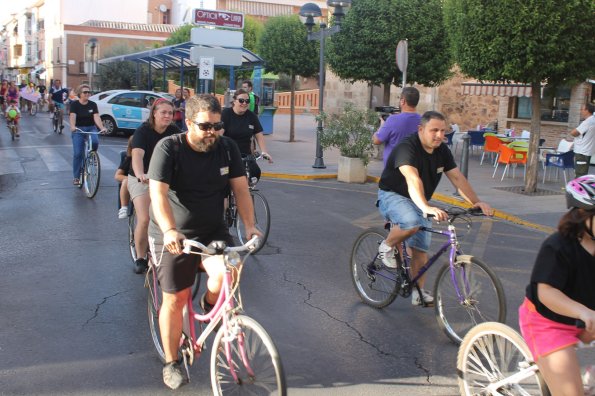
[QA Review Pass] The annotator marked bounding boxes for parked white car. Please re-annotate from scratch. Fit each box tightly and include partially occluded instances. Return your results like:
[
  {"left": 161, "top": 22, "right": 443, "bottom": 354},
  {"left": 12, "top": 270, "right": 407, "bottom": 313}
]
[{"left": 90, "top": 90, "right": 174, "bottom": 136}]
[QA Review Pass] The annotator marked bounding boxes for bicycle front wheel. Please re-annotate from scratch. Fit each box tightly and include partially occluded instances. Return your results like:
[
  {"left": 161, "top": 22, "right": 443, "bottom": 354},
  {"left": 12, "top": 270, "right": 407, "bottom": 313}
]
[
  {"left": 147, "top": 265, "right": 166, "bottom": 362},
  {"left": 84, "top": 151, "right": 101, "bottom": 198},
  {"left": 434, "top": 256, "right": 506, "bottom": 344},
  {"left": 211, "top": 315, "right": 286, "bottom": 396},
  {"left": 52, "top": 114, "right": 58, "bottom": 133},
  {"left": 236, "top": 191, "right": 270, "bottom": 254},
  {"left": 128, "top": 208, "right": 137, "bottom": 263},
  {"left": 350, "top": 228, "right": 399, "bottom": 308},
  {"left": 30, "top": 103, "right": 37, "bottom": 116},
  {"left": 457, "top": 322, "right": 549, "bottom": 396}
]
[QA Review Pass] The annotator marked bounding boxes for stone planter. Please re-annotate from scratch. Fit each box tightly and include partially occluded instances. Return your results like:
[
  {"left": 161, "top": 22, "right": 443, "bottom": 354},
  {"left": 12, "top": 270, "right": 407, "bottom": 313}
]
[{"left": 338, "top": 156, "right": 367, "bottom": 183}]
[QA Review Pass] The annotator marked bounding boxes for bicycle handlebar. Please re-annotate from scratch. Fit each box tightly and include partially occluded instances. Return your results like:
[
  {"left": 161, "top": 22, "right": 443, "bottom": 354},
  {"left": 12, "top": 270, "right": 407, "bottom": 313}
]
[
  {"left": 182, "top": 236, "right": 260, "bottom": 256},
  {"left": 425, "top": 207, "right": 484, "bottom": 220},
  {"left": 74, "top": 127, "right": 107, "bottom": 135}
]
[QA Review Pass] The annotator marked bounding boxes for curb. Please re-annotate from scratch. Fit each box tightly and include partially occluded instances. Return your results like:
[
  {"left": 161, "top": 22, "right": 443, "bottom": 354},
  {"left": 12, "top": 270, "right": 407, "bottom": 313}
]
[{"left": 265, "top": 173, "right": 555, "bottom": 234}]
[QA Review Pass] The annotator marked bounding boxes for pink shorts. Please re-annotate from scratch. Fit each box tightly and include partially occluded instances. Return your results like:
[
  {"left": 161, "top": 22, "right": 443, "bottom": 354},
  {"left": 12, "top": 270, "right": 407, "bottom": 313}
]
[{"left": 518, "top": 298, "right": 582, "bottom": 360}]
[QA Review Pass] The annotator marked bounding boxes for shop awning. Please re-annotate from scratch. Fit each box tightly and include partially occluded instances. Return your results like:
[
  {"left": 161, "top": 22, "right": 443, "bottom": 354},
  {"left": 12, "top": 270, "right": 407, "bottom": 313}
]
[{"left": 462, "top": 82, "right": 534, "bottom": 97}]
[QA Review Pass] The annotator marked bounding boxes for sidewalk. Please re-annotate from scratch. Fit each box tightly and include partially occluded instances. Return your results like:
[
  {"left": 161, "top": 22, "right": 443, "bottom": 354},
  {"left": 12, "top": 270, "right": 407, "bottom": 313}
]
[{"left": 260, "top": 114, "right": 568, "bottom": 232}]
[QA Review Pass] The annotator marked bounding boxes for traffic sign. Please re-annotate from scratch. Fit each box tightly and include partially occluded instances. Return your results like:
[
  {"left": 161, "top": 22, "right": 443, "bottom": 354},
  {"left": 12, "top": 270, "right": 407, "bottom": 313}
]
[
  {"left": 190, "top": 47, "right": 243, "bottom": 67},
  {"left": 193, "top": 8, "right": 244, "bottom": 29},
  {"left": 191, "top": 27, "right": 244, "bottom": 47},
  {"left": 199, "top": 57, "right": 214, "bottom": 80},
  {"left": 396, "top": 40, "right": 408, "bottom": 72}
]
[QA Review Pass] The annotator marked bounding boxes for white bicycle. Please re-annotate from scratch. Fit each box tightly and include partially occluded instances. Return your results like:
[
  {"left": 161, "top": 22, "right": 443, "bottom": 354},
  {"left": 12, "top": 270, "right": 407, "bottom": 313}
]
[{"left": 457, "top": 321, "right": 594, "bottom": 396}]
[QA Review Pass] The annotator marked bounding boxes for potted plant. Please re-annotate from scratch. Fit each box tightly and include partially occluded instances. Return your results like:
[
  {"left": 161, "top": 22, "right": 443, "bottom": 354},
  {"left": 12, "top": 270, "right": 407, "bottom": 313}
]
[{"left": 318, "top": 104, "right": 378, "bottom": 183}]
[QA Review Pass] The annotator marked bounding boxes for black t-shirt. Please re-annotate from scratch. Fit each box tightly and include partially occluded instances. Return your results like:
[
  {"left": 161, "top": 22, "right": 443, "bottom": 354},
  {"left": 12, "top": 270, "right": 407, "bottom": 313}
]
[
  {"left": 221, "top": 107, "right": 263, "bottom": 155},
  {"left": 379, "top": 134, "right": 457, "bottom": 201},
  {"left": 118, "top": 155, "right": 131, "bottom": 175},
  {"left": 526, "top": 232, "right": 595, "bottom": 325},
  {"left": 129, "top": 123, "right": 179, "bottom": 177},
  {"left": 69, "top": 100, "right": 98, "bottom": 127},
  {"left": 147, "top": 134, "right": 245, "bottom": 240}
]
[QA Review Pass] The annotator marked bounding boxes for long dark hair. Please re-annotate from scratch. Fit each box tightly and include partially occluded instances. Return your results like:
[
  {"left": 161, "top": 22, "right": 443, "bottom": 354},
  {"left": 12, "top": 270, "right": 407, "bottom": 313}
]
[{"left": 558, "top": 207, "right": 594, "bottom": 239}]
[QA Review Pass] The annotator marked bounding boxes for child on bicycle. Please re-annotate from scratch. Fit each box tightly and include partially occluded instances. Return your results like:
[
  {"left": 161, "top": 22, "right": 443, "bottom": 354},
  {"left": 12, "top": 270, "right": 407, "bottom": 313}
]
[
  {"left": 5, "top": 100, "right": 21, "bottom": 137},
  {"left": 519, "top": 175, "right": 595, "bottom": 396},
  {"left": 115, "top": 137, "right": 133, "bottom": 219}
]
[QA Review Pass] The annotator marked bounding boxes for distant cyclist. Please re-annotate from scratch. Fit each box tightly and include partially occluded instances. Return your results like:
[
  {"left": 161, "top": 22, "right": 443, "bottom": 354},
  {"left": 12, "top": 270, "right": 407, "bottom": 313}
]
[
  {"left": 519, "top": 175, "right": 595, "bottom": 396},
  {"left": 49, "top": 79, "right": 69, "bottom": 132},
  {"left": 69, "top": 84, "right": 105, "bottom": 186},
  {"left": 0, "top": 80, "right": 8, "bottom": 112},
  {"left": 5, "top": 100, "right": 21, "bottom": 138},
  {"left": 6, "top": 81, "right": 19, "bottom": 106}
]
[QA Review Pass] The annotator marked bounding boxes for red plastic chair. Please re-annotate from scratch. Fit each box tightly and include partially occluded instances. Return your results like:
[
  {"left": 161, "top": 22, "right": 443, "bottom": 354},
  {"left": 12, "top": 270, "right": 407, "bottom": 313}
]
[{"left": 481, "top": 135, "right": 505, "bottom": 166}]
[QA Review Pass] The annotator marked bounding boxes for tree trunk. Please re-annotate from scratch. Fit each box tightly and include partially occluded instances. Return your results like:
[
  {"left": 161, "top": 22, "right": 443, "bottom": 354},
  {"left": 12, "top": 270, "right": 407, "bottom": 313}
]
[
  {"left": 289, "top": 74, "right": 296, "bottom": 142},
  {"left": 383, "top": 83, "right": 391, "bottom": 105},
  {"left": 523, "top": 81, "right": 542, "bottom": 193}
]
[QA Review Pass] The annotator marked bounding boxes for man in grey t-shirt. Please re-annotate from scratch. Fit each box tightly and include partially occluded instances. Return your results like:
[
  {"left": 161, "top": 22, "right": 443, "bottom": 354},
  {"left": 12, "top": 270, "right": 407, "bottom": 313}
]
[{"left": 570, "top": 103, "right": 595, "bottom": 177}]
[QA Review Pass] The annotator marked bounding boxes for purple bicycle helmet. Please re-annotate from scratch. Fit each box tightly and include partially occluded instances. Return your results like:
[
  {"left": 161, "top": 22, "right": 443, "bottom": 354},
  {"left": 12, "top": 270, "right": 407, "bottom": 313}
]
[{"left": 566, "top": 175, "right": 595, "bottom": 209}]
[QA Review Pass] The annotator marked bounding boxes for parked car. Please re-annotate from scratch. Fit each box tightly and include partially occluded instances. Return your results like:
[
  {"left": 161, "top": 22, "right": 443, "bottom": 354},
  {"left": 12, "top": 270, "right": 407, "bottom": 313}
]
[{"left": 90, "top": 90, "right": 175, "bottom": 136}]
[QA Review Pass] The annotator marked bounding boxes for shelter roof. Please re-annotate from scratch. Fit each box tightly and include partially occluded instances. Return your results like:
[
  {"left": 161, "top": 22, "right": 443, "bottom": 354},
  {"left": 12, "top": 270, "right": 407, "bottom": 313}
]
[{"left": 98, "top": 42, "right": 265, "bottom": 70}]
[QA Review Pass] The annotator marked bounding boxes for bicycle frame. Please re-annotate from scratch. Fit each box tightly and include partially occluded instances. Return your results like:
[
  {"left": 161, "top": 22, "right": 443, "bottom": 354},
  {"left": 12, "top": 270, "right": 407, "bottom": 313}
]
[
  {"left": 369, "top": 222, "right": 470, "bottom": 303},
  {"left": 148, "top": 242, "right": 258, "bottom": 384}
]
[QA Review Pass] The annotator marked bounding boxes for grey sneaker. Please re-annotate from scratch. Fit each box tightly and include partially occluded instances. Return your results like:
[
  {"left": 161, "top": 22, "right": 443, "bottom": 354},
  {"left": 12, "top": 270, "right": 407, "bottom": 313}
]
[
  {"left": 378, "top": 240, "right": 398, "bottom": 268},
  {"left": 412, "top": 288, "right": 434, "bottom": 306},
  {"left": 163, "top": 360, "right": 187, "bottom": 390}
]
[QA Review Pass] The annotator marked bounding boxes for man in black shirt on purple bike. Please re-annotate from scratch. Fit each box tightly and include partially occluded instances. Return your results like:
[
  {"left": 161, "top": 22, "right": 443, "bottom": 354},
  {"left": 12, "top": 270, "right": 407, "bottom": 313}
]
[{"left": 377, "top": 111, "right": 492, "bottom": 306}]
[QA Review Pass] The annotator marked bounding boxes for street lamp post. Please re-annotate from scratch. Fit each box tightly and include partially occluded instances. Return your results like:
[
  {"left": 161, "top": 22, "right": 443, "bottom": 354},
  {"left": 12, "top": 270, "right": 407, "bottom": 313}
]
[
  {"left": 87, "top": 38, "right": 97, "bottom": 92},
  {"left": 299, "top": 1, "right": 351, "bottom": 169}
]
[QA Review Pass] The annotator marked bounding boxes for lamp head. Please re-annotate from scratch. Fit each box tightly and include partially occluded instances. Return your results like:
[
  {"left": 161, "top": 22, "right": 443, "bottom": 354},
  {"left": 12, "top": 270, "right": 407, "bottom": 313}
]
[
  {"left": 327, "top": 0, "right": 351, "bottom": 25},
  {"left": 299, "top": 3, "right": 322, "bottom": 33},
  {"left": 88, "top": 37, "right": 98, "bottom": 49}
]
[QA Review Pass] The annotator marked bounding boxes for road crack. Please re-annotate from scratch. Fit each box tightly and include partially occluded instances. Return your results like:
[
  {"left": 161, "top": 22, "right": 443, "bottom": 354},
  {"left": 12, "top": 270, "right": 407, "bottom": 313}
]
[
  {"left": 282, "top": 273, "right": 433, "bottom": 384},
  {"left": 82, "top": 290, "right": 129, "bottom": 328}
]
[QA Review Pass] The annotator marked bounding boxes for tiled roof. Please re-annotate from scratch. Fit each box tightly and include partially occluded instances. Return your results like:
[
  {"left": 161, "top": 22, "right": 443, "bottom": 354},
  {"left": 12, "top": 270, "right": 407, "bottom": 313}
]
[{"left": 79, "top": 20, "right": 179, "bottom": 33}]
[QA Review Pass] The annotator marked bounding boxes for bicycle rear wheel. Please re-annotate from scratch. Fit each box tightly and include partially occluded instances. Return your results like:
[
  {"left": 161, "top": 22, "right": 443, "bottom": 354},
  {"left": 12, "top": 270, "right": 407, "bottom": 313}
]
[
  {"left": 235, "top": 191, "right": 270, "bottom": 254},
  {"left": 457, "top": 322, "right": 549, "bottom": 396},
  {"left": 147, "top": 265, "right": 166, "bottom": 362},
  {"left": 84, "top": 151, "right": 101, "bottom": 198},
  {"left": 350, "top": 228, "right": 399, "bottom": 308},
  {"left": 434, "top": 256, "right": 506, "bottom": 344},
  {"left": 211, "top": 315, "right": 286, "bottom": 395}
]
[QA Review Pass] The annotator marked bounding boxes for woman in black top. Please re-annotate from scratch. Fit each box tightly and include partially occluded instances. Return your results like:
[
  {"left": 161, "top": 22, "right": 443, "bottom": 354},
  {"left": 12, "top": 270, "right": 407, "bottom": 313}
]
[
  {"left": 221, "top": 89, "right": 272, "bottom": 181},
  {"left": 69, "top": 84, "right": 105, "bottom": 185},
  {"left": 519, "top": 175, "right": 595, "bottom": 395},
  {"left": 128, "top": 99, "right": 179, "bottom": 274}
]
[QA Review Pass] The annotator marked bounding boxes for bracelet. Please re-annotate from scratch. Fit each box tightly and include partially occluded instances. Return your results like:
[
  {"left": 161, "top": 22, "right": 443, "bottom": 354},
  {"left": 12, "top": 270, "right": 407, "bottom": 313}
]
[{"left": 163, "top": 227, "right": 177, "bottom": 234}]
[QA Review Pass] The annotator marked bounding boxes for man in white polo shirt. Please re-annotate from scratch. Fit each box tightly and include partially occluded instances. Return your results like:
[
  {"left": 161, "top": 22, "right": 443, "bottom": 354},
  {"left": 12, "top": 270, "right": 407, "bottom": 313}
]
[{"left": 570, "top": 103, "right": 595, "bottom": 177}]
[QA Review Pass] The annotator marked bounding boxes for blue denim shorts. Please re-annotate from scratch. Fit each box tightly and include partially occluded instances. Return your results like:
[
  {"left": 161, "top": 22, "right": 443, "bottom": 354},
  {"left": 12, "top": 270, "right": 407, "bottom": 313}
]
[{"left": 377, "top": 189, "right": 431, "bottom": 252}]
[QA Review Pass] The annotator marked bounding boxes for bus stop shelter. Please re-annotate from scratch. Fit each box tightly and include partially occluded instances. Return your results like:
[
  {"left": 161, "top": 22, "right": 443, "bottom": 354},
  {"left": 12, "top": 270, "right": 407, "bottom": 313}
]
[{"left": 98, "top": 41, "right": 265, "bottom": 93}]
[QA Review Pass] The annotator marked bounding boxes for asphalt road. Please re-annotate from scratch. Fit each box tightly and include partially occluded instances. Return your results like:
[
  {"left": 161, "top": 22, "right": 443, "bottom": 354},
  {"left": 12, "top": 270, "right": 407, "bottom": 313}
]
[{"left": 0, "top": 113, "right": 550, "bottom": 395}]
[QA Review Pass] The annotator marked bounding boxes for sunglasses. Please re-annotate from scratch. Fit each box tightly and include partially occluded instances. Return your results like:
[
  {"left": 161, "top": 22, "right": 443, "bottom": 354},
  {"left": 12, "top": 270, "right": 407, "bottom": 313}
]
[
  {"left": 191, "top": 121, "right": 224, "bottom": 132},
  {"left": 237, "top": 98, "right": 250, "bottom": 104},
  {"left": 81, "top": 91, "right": 91, "bottom": 94}
]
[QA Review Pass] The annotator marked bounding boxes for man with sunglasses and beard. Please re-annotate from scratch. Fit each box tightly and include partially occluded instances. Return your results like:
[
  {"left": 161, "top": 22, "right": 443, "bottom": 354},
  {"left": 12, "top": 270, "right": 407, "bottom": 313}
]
[{"left": 147, "top": 94, "right": 261, "bottom": 390}]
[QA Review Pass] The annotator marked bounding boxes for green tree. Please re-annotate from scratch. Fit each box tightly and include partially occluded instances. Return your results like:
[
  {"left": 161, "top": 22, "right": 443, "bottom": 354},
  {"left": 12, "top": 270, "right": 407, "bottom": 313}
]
[
  {"left": 327, "top": 0, "right": 452, "bottom": 104},
  {"left": 258, "top": 15, "right": 318, "bottom": 142},
  {"left": 97, "top": 43, "right": 160, "bottom": 90},
  {"left": 444, "top": 0, "right": 595, "bottom": 192},
  {"left": 165, "top": 24, "right": 192, "bottom": 45}
]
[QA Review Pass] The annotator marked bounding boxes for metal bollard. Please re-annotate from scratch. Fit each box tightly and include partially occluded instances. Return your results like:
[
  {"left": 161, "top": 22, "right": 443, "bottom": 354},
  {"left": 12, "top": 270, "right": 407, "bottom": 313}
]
[{"left": 460, "top": 134, "right": 471, "bottom": 179}]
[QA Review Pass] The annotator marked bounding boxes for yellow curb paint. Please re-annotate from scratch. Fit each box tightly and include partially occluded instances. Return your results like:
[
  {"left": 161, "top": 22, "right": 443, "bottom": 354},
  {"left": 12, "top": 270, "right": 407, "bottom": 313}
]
[
  {"left": 432, "top": 193, "right": 555, "bottom": 234},
  {"left": 261, "top": 172, "right": 337, "bottom": 181},
  {"left": 262, "top": 173, "right": 554, "bottom": 234}
]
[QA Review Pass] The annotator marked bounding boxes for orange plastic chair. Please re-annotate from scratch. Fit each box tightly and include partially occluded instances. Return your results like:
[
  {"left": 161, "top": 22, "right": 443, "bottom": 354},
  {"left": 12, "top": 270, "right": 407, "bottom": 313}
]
[
  {"left": 492, "top": 145, "right": 527, "bottom": 181},
  {"left": 481, "top": 135, "right": 505, "bottom": 166}
]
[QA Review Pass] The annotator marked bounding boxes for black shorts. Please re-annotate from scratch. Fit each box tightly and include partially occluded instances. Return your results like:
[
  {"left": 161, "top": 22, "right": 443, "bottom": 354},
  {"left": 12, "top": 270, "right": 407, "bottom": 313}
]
[{"left": 149, "top": 227, "right": 233, "bottom": 293}]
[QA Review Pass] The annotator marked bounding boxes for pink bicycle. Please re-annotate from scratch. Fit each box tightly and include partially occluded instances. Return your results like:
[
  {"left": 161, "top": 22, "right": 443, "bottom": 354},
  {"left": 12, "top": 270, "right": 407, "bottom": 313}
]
[{"left": 146, "top": 236, "right": 286, "bottom": 395}]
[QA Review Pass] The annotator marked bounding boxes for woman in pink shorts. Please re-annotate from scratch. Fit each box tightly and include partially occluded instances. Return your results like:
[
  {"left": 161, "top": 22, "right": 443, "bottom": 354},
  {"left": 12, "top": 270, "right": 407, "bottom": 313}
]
[{"left": 519, "top": 175, "right": 595, "bottom": 396}]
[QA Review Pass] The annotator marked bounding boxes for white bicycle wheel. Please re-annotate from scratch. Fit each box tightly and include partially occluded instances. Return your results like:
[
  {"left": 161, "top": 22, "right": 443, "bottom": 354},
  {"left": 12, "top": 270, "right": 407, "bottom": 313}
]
[{"left": 457, "top": 322, "right": 549, "bottom": 396}]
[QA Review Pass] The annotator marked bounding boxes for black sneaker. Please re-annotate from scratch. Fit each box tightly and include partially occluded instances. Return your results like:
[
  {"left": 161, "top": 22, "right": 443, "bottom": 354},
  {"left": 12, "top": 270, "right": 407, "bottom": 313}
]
[
  {"left": 134, "top": 258, "right": 148, "bottom": 274},
  {"left": 162, "top": 360, "right": 187, "bottom": 390}
]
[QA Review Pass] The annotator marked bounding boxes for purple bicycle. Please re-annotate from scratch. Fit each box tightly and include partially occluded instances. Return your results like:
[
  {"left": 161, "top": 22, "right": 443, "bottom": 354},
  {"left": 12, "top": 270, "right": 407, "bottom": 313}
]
[{"left": 350, "top": 206, "right": 506, "bottom": 344}]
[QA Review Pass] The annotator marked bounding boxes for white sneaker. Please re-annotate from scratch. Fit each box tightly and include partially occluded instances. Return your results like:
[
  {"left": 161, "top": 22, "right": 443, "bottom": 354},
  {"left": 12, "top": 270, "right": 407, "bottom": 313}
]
[
  {"left": 412, "top": 288, "right": 434, "bottom": 306},
  {"left": 378, "top": 240, "right": 397, "bottom": 268},
  {"left": 118, "top": 206, "right": 128, "bottom": 219}
]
